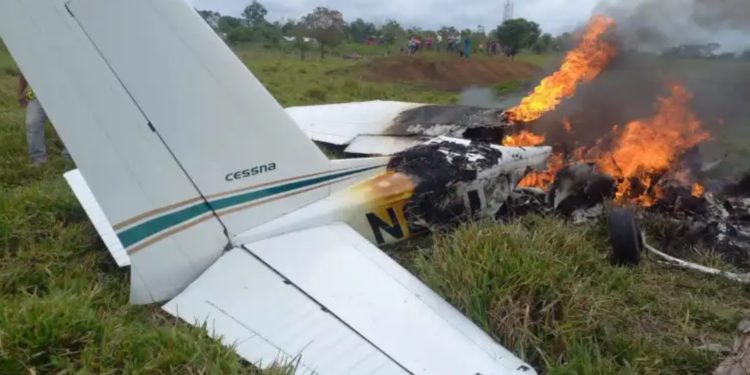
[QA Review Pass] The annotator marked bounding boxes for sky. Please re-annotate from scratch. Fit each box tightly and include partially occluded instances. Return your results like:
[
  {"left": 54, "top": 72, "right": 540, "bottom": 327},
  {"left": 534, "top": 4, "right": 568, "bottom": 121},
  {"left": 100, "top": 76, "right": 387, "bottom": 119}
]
[{"left": 187, "top": 0, "right": 600, "bottom": 35}]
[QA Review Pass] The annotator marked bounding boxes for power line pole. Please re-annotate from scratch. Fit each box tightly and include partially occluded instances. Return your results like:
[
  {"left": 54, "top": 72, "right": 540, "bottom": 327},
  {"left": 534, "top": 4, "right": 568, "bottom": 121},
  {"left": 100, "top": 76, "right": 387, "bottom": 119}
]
[{"left": 503, "top": 0, "right": 514, "bottom": 22}]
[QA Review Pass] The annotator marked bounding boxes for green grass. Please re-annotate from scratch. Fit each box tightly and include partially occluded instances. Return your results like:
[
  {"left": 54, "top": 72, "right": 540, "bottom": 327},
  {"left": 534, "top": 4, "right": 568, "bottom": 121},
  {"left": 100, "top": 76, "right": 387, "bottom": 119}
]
[
  {"left": 234, "top": 44, "right": 458, "bottom": 106},
  {"left": 2, "top": 40, "right": 749, "bottom": 374},
  {"left": 414, "top": 217, "right": 749, "bottom": 373}
]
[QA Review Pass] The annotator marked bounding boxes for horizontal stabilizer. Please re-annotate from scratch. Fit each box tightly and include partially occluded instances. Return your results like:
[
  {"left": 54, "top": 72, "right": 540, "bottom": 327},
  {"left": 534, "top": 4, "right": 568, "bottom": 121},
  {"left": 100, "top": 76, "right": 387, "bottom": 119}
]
[
  {"left": 166, "top": 224, "right": 535, "bottom": 374},
  {"left": 64, "top": 169, "right": 130, "bottom": 267}
]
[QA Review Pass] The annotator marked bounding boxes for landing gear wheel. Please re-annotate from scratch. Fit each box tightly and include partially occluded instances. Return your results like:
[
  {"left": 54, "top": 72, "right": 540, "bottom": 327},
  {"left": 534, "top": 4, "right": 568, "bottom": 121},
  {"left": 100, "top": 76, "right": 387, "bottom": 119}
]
[{"left": 608, "top": 208, "right": 643, "bottom": 266}]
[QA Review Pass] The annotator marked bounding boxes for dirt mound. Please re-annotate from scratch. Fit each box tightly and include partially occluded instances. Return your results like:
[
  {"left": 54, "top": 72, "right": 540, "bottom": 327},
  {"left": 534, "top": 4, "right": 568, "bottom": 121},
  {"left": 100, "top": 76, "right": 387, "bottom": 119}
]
[{"left": 365, "top": 56, "right": 540, "bottom": 91}]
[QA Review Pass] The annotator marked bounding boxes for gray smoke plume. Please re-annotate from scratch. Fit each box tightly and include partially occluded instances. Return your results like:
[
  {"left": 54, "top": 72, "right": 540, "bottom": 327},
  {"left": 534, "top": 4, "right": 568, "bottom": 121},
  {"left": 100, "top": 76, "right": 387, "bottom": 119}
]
[{"left": 596, "top": 0, "right": 750, "bottom": 52}]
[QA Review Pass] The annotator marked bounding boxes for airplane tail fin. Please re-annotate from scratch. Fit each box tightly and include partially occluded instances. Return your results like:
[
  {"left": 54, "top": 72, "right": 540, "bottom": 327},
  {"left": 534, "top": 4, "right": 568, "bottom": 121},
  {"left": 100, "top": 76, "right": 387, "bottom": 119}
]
[{"left": 0, "top": 0, "right": 383, "bottom": 303}]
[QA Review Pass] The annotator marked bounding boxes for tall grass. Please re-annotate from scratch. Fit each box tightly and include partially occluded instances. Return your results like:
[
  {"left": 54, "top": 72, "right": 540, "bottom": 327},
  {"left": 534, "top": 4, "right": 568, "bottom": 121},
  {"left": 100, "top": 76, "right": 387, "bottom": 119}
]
[{"left": 416, "top": 217, "right": 749, "bottom": 373}]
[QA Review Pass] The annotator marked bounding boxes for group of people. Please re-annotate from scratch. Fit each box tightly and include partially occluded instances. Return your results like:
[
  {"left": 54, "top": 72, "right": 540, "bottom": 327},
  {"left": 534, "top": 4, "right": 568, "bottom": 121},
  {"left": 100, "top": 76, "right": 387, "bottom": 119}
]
[
  {"left": 405, "top": 35, "right": 437, "bottom": 54},
  {"left": 403, "top": 34, "right": 515, "bottom": 60},
  {"left": 17, "top": 74, "right": 68, "bottom": 166}
]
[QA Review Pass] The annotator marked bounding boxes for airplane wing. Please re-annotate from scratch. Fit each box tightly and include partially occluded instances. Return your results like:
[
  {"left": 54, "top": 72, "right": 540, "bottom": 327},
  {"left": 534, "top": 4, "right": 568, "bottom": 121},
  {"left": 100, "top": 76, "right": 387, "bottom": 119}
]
[
  {"left": 164, "top": 223, "right": 535, "bottom": 375},
  {"left": 287, "top": 101, "right": 508, "bottom": 155}
]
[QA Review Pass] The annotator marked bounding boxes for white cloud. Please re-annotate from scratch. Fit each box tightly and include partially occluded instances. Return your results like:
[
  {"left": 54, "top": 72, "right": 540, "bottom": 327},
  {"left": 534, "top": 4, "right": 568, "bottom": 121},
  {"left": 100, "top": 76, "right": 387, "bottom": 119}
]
[{"left": 187, "top": 0, "right": 599, "bottom": 34}]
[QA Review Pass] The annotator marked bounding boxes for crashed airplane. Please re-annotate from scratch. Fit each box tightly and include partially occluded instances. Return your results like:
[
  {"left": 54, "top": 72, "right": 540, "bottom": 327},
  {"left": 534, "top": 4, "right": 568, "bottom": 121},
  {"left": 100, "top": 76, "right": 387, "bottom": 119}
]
[{"left": 0, "top": 0, "right": 550, "bottom": 373}]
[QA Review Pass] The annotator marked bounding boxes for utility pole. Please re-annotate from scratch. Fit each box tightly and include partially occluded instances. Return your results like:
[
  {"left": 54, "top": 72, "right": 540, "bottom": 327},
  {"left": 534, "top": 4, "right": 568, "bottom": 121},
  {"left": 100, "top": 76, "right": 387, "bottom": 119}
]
[{"left": 503, "top": 0, "right": 514, "bottom": 22}]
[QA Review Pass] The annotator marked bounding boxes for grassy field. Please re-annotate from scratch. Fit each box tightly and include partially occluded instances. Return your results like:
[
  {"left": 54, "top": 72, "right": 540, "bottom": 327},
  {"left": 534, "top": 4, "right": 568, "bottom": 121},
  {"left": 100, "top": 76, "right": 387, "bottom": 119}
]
[{"left": 1, "top": 40, "right": 749, "bottom": 374}]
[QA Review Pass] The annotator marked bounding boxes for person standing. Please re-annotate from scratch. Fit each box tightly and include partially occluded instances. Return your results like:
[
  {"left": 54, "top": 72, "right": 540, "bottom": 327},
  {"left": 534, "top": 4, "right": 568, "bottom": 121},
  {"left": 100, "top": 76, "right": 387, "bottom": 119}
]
[
  {"left": 463, "top": 37, "right": 472, "bottom": 59},
  {"left": 17, "top": 74, "right": 68, "bottom": 166}
]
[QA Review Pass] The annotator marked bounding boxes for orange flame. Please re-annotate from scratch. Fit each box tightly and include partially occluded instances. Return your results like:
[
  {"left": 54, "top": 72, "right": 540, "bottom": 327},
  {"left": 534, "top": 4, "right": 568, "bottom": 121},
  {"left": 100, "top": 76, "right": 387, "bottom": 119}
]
[
  {"left": 587, "top": 84, "right": 711, "bottom": 204},
  {"left": 508, "top": 15, "right": 618, "bottom": 123},
  {"left": 513, "top": 85, "right": 711, "bottom": 205},
  {"left": 518, "top": 153, "right": 565, "bottom": 189},
  {"left": 503, "top": 131, "right": 546, "bottom": 147},
  {"left": 692, "top": 183, "right": 705, "bottom": 198}
]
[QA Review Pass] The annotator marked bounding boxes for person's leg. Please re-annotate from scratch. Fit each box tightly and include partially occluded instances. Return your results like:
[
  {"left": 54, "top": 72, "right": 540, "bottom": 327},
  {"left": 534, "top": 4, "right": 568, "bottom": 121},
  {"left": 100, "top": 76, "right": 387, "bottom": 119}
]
[{"left": 25, "top": 99, "right": 48, "bottom": 165}]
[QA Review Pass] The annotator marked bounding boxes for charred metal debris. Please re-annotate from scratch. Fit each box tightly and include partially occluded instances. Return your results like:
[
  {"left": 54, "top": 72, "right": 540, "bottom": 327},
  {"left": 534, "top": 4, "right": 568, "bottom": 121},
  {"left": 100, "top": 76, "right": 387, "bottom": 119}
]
[{"left": 387, "top": 137, "right": 750, "bottom": 269}]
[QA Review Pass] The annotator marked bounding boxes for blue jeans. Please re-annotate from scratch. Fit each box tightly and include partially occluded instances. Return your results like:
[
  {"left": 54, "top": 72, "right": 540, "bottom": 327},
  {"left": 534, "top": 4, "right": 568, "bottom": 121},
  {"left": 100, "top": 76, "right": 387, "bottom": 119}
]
[{"left": 25, "top": 99, "right": 69, "bottom": 163}]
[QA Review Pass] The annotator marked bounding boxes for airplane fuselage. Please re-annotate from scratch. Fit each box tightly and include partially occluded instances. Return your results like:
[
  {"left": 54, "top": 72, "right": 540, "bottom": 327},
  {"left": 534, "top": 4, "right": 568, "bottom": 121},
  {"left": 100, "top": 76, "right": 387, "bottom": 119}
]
[{"left": 235, "top": 138, "right": 552, "bottom": 248}]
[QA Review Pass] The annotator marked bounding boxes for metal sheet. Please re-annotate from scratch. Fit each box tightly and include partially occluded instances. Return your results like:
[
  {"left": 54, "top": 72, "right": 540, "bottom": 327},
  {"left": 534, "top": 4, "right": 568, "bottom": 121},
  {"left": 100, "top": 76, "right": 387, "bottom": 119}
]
[
  {"left": 63, "top": 169, "right": 130, "bottom": 267},
  {"left": 164, "top": 249, "right": 407, "bottom": 375},
  {"left": 344, "top": 136, "right": 423, "bottom": 155},
  {"left": 245, "top": 224, "right": 536, "bottom": 375},
  {"left": 287, "top": 101, "right": 424, "bottom": 145}
]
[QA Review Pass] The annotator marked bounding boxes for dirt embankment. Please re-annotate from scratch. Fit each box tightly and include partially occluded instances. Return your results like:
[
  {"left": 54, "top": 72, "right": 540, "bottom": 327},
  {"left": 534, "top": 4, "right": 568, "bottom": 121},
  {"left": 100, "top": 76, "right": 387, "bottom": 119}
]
[{"left": 364, "top": 56, "right": 540, "bottom": 91}]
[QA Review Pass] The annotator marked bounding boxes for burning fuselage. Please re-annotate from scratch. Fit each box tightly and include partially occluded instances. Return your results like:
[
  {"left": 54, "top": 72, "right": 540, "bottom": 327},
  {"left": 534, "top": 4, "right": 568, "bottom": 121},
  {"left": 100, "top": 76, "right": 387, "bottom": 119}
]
[{"left": 235, "top": 138, "right": 552, "bottom": 246}]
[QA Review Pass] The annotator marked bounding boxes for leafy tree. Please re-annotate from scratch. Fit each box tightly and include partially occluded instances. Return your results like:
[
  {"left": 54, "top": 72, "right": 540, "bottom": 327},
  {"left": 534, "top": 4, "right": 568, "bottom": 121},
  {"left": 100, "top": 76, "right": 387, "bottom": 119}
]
[
  {"left": 226, "top": 27, "right": 255, "bottom": 44},
  {"left": 347, "top": 18, "right": 377, "bottom": 43},
  {"left": 196, "top": 9, "right": 221, "bottom": 30},
  {"left": 406, "top": 26, "right": 423, "bottom": 37},
  {"left": 531, "top": 33, "right": 553, "bottom": 54},
  {"left": 551, "top": 32, "right": 573, "bottom": 52},
  {"left": 242, "top": 0, "right": 268, "bottom": 27},
  {"left": 494, "top": 18, "right": 541, "bottom": 55},
  {"left": 257, "top": 22, "right": 282, "bottom": 46},
  {"left": 300, "top": 7, "right": 346, "bottom": 59},
  {"left": 292, "top": 22, "right": 310, "bottom": 60},
  {"left": 281, "top": 19, "right": 296, "bottom": 36},
  {"left": 218, "top": 16, "right": 243, "bottom": 33},
  {"left": 380, "top": 19, "right": 404, "bottom": 54},
  {"left": 438, "top": 26, "right": 459, "bottom": 40}
]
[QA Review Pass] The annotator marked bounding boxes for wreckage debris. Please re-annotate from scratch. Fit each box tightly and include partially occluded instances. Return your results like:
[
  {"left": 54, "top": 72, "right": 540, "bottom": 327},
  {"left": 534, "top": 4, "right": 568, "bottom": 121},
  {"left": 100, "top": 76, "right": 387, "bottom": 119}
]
[
  {"left": 387, "top": 105, "right": 509, "bottom": 143},
  {"left": 387, "top": 139, "right": 509, "bottom": 230},
  {"left": 548, "top": 163, "right": 615, "bottom": 217}
]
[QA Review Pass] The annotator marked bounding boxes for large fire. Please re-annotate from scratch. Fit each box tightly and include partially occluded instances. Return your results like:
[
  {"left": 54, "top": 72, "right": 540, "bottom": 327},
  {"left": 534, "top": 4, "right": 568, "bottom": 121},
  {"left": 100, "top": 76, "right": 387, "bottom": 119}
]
[
  {"left": 503, "top": 130, "right": 546, "bottom": 147},
  {"left": 507, "top": 15, "right": 618, "bottom": 123},
  {"left": 514, "top": 84, "right": 712, "bottom": 206},
  {"left": 585, "top": 84, "right": 711, "bottom": 204}
]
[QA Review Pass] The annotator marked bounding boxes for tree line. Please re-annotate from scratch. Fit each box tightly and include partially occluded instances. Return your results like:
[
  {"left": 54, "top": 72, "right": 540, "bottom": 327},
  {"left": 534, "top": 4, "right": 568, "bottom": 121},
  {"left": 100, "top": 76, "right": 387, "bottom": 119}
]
[{"left": 196, "top": 1, "right": 574, "bottom": 59}]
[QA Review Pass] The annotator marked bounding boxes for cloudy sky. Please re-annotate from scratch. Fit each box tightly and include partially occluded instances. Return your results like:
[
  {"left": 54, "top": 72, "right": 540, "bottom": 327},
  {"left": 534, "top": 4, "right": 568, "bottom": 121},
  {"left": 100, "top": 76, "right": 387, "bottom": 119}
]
[{"left": 187, "top": 0, "right": 599, "bottom": 35}]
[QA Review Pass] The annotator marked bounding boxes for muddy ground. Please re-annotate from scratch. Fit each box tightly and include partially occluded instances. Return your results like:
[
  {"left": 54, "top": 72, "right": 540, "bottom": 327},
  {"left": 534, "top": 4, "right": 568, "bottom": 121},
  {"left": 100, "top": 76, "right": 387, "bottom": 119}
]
[{"left": 360, "top": 56, "right": 540, "bottom": 91}]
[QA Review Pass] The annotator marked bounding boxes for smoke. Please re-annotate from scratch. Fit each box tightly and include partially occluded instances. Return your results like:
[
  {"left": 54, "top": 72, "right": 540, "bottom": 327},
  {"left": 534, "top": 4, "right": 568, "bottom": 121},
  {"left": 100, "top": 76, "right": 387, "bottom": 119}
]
[{"left": 595, "top": 0, "right": 750, "bottom": 52}]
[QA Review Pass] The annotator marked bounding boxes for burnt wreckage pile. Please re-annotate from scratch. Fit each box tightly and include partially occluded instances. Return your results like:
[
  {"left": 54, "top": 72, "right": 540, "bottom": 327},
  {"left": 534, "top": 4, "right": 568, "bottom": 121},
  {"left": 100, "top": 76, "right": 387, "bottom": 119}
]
[
  {"left": 522, "top": 149, "right": 750, "bottom": 268},
  {"left": 386, "top": 130, "right": 750, "bottom": 268}
]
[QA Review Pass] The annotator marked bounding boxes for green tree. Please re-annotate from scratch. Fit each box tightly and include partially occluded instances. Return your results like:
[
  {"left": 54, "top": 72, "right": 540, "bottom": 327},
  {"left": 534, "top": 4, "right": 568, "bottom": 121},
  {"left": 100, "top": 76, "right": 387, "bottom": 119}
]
[
  {"left": 551, "top": 32, "right": 573, "bottom": 51},
  {"left": 196, "top": 9, "right": 221, "bottom": 30},
  {"left": 281, "top": 19, "right": 296, "bottom": 36},
  {"left": 300, "top": 7, "right": 346, "bottom": 59},
  {"left": 494, "top": 18, "right": 541, "bottom": 55},
  {"left": 242, "top": 0, "right": 268, "bottom": 27},
  {"left": 531, "top": 33, "right": 553, "bottom": 54},
  {"left": 257, "top": 22, "right": 282, "bottom": 46},
  {"left": 347, "top": 18, "right": 377, "bottom": 43},
  {"left": 293, "top": 22, "right": 310, "bottom": 60},
  {"left": 381, "top": 19, "right": 404, "bottom": 54},
  {"left": 217, "top": 16, "right": 243, "bottom": 33}
]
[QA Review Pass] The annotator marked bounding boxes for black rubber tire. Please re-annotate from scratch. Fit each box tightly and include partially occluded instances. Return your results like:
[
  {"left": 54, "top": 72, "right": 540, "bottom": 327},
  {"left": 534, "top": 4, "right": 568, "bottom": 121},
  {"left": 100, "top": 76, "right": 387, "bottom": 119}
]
[{"left": 608, "top": 208, "right": 642, "bottom": 266}]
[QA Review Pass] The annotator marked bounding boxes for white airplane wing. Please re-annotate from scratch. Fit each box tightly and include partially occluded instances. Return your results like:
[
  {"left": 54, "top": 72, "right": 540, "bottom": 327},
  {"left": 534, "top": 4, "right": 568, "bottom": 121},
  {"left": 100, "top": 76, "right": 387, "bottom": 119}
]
[
  {"left": 286, "top": 101, "right": 423, "bottom": 146},
  {"left": 287, "top": 101, "right": 507, "bottom": 155},
  {"left": 165, "top": 223, "right": 535, "bottom": 375}
]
